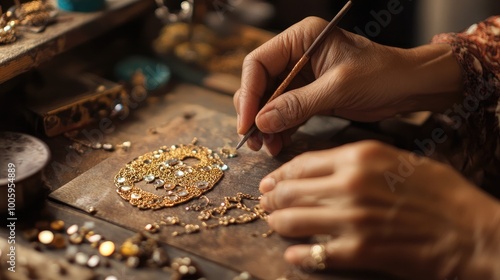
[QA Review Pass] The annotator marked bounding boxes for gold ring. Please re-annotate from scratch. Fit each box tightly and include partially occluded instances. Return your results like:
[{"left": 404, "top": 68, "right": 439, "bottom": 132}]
[{"left": 305, "top": 244, "right": 327, "bottom": 271}]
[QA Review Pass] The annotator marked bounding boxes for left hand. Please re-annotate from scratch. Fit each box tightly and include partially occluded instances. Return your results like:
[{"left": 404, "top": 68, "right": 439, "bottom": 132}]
[{"left": 259, "top": 141, "right": 500, "bottom": 280}]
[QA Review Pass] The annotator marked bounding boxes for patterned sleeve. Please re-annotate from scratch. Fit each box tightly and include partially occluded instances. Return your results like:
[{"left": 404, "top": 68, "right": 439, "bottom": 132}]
[{"left": 431, "top": 16, "right": 500, "bottom": 196}]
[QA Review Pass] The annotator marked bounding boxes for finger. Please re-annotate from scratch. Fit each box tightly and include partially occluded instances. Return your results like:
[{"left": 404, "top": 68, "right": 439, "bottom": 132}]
[
  {"left": 267, "top": 207, "right": 389, "bottom": 238},
  {"left": 261, "top": 176, "right": 340, "bottom": 211},
  {"left": 262, "top": 133, "right": 282, "bottom": 157},
  {"left": 284, "top": 240, "right": 434, "bottom": 279},
  {"left": 237, "top": 17, "right": 329, "bottom": 135},
  {"left": 246, "top": 132, "right": 263, "bottom": 151},
  {"left": 264, "top": 149, "right": 337, "bottom": 184},
  {"left": 261, "top": 175, "right": 399, "bottom": 212},
  {"left": 255, "top": 72, "right": 336, "bottom": 134}
]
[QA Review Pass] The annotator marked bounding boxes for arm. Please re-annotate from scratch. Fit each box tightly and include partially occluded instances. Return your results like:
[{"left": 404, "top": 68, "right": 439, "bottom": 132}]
[{"left": 432, "top": 16, "right": 500, "bottom": 195}]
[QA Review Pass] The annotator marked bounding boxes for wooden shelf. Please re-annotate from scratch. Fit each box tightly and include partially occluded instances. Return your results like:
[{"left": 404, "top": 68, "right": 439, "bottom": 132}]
[{"left": 0, "top": 0, "right": 155, "bottom": 85}]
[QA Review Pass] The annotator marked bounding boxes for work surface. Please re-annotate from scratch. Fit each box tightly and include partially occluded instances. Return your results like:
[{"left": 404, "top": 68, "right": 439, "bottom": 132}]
[{"left": 1, "top": 82, "right": 401, "bottom": 280}]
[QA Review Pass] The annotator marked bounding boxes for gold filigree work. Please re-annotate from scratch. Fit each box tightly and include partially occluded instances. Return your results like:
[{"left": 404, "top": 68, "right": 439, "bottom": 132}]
[{"left": 114, "top": 141, "right": 226, "bottom": 210}]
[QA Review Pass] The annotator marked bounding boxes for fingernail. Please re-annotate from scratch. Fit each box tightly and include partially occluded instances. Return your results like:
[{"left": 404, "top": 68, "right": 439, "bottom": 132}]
[
  {"left": 260, "top": 177, "right": 276, "bottom": 193},
  {"left": 258, "top": 110, "right": 284, "bottom": 132}
]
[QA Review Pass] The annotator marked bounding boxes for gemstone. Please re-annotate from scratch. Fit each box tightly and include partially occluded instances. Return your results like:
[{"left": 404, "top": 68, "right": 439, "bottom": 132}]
[
  {"left": 66, "top": 224, "right": 79, "bottom": 235},
  {"left": 202, "top": 166, "right": 212, "bottom": 172},
  {"left": 195, "top": 181, "right": 209, "bottom": 189},
  {"left": 143, "top": 159, "right": 152, "bottom": 164},
  {"left": 144, "top": 174, "right": 155, "bottom": 183},
  {"left": 191, "top": 149, "right": 198, "bottom": 154},
  {"left": 102, "top": 144, "right": 114, "bottom": 151},
  {"left": 171, "top": 145, "right": 178, "bottom": 150},
  {"left": 117, "top": 177, "right": 126, "bottom": 184},
  {"left": 75, "top": 252, "right": 89, "bottom": 266},
  {"left": 131, "top": 193, "right": 142, "bottom": 200},
  {"left": 120, "top": 186, "right": 132, "bottom": 192},
  {"left": 105, "top": 276, "right": 118, "bottom": 280},
  {"left": 168, "top": 194, "right": 179, "bottom": 201},
  {"left": 177, "top": 189, "right": 189, "bottom": 197},
  {"left": 164, "top": 183, "right": 175, "bottom": 190},
  {"left": 219, "top": 164, "right": 228, "bottom": 171},
  {"left": 175, "top": 170, "right": 185, "bottom": 177},
  {"left": 99, "top": 241, "right": 116, "bottom": 257},
  {"left": 38, "top": 230, "right": 54, "bottom": 245},
  {"left": 153, "top": 179, "right": 165, "bottom": 188},
  {"left": 154, "top": 154, "right": 161, "bottom": 159},
  {"left": 87, "top": 234, "right": 102, "bottom": 244},
  {"left": 87, "top": 255, "right": 100, "bottom": 268}
]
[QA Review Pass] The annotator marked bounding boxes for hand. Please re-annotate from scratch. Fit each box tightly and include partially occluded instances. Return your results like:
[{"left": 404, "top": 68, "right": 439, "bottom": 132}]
[
  {"left": 234, "top": 17, "right": 462, "bottom": 156},
  {"left": 259, "top": 141, "right": 500, "bottom": 279}
]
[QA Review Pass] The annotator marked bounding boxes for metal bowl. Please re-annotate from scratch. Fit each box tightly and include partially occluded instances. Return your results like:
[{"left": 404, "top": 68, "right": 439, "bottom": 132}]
[{"left": 0, "top": 132, "right": 50, "bottom": 213}]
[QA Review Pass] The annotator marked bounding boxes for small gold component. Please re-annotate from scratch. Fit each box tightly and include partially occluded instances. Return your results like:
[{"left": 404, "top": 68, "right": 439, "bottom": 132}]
[
  {"left": 99, "top": 241, "right": 116, "bottom": 257},
  {"left": 120, "top": 241, "right": 140, "bottom": 257},
  {"left": 38, "top": 230, "right": 54, "bottom": 245}
]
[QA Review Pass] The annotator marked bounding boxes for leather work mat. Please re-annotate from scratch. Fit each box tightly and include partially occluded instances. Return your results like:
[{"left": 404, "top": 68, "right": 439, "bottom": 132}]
[{"left": 50, "top": 106, "right": 337, "bottom": 280}]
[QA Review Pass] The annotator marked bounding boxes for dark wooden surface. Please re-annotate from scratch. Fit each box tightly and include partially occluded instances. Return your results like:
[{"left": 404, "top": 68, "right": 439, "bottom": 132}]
[
  {"left": 0, "top": 80, "right": 405, "bottom": 280},
  {"left": 49, "top": 105, "right": 331, "bottom": 280}
]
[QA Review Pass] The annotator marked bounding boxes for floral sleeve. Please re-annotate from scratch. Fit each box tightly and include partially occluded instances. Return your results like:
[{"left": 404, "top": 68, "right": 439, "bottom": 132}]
[{"left": 431, "top": 16, "right": 500, "bottom": 197}]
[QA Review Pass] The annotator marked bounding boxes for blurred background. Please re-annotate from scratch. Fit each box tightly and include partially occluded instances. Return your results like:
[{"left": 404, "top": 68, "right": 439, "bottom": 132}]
[{"left": 226, "top": 0, "right": 500, "bottom": 47}]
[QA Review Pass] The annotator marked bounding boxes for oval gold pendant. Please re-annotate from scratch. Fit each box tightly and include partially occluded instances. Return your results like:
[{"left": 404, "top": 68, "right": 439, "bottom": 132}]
[{"left": 114, "top": 142, "right": 225, "bottom": 210}]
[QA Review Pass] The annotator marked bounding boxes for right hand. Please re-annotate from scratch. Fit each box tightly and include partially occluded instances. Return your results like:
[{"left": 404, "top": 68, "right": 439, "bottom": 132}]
[{"left": 233, "top": 17, "right": 462, "bottom": 155}]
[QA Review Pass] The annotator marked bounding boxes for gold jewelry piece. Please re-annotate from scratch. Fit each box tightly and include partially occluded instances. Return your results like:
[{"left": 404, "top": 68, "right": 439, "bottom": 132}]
[
  {"left": 149, "top": 192, "right": 271, "bottom": 237},
  {"left": 15, "top": 0, "right": 55, "bottom": 27},
  {"left": 115, "top": 140, "right": 226, "bottom": 210},
  {"left": 305, "top": 244, "right": 327, "bottom": 271},
  {"left": 0, "top": 7, "right": 17, "bottom": 44}
]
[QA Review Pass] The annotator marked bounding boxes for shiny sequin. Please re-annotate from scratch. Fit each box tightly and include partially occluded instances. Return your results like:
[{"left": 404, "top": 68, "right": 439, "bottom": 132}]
[
  {"left": 131, "top": 193, "right": 142, "bottom": 200},
  {"left": 153, "top": 179, "right": 165, "bottom": 188},
  {"left": 117, "top": 177, "right": 126, "bottom": 184},
  {"left": 195, "top": 181, "right": 209, "bottom": 189},
  {"left": 144, "top": 174, "right": 155, "bottom": 183},
  {"left": 120, "top": 186, "right": 132, "bottom": 192},
  {"left": 175, "top": 170, "right": 185, "bottom": 177}
]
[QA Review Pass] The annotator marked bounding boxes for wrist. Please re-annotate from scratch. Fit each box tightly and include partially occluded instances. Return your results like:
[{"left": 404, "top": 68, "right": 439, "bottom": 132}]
[{"left": 398, "top": 44, "right": 464, "bottom": 112}]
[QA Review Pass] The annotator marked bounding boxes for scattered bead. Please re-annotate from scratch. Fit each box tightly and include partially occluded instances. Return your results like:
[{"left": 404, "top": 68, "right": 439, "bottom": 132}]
[
  {"left": 99, "top": 241, "right": 116, "bottom": 257},
  {"left": 38, "top": 230, "right": 54, "bottom": 245}
]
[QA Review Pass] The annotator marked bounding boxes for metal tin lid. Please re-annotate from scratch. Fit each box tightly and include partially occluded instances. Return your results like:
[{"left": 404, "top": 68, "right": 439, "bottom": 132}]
[{"left": 0, "top": 132, "right": 50, "bottom": 186}]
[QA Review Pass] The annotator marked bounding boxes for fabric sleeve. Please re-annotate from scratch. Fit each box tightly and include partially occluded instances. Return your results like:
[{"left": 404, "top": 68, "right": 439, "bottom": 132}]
[{"left": 431, "top": 16, "right": 500, "bottom": 196}]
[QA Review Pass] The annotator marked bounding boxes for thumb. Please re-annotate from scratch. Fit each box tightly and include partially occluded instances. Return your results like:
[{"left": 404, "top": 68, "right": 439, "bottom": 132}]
[{"left": 255, "top": 78, "right": 331, "bottom": 133}]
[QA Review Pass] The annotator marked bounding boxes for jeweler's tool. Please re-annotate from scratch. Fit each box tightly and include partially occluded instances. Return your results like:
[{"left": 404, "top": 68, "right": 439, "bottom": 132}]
[{"left": 235, "top": 0, "right": 353, "bottom": 150}]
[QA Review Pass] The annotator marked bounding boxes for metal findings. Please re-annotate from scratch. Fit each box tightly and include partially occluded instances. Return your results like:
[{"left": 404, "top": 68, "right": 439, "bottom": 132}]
[{"left": 114, "top": 142, "right": 225, "bottom": 210}]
